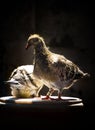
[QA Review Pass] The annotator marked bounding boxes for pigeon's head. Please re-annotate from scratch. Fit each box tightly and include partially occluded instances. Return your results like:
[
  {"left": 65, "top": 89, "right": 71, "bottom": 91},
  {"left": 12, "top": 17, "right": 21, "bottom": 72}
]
[{"left": 25, "top": 34, "right": 45, "bottom": 50}]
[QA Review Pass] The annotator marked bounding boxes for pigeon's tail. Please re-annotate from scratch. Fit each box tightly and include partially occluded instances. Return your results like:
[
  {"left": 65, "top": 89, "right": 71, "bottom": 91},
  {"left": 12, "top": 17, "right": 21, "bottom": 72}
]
[
  {"left": 74, "top": 68, "right": 90, "bottom": 80},
  {"left": 83, "top": 73, "right": 90, "bottom": 78}
]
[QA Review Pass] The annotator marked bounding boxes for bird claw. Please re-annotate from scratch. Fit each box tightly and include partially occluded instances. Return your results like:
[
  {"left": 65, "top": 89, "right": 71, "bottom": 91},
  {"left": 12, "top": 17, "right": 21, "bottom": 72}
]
[
  {"left": 41, "top": 95, "right": 65, "bottom": 101},
  {"left": 41, "top": 95, "right": 50, "bottom": 100}
]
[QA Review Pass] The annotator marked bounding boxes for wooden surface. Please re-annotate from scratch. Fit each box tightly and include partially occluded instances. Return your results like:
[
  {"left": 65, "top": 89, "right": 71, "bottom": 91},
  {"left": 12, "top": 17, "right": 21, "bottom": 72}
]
[
  {"left": 0, "top": 96, "right": 92, "bottom": 129},
  {"left": 0, "top": 96, "right": 83, "bottom": 108}
]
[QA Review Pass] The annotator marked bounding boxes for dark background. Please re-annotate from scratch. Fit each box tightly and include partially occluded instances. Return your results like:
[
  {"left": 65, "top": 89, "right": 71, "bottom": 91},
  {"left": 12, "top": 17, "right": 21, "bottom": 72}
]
[{"left": 0, "top": 0, "right": 95, "bottom": 111}]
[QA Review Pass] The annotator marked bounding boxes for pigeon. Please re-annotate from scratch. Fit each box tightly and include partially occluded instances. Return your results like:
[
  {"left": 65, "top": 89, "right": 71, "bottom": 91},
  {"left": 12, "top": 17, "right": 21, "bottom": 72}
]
[
  {"left": 5, "top": 65, "right": 44, "bottom": 98},
  {"left": 25, "top": 34, "right": 90, "bottom": 100}
]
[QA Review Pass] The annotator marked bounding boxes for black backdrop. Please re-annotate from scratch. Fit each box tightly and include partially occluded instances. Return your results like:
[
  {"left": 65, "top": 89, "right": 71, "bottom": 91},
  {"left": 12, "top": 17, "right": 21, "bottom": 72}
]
[{"left": 0, "top": 0, "right": 95, "bottom": 115}]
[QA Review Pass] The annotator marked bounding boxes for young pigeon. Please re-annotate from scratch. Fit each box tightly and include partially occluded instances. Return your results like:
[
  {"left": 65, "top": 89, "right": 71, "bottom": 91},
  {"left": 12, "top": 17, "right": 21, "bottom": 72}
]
[
  {"left": 25, "top": 34, "right": 90, "bottom": 100},
  {"left": 5, "top": 65, "right": 44, "bottom": 98}
]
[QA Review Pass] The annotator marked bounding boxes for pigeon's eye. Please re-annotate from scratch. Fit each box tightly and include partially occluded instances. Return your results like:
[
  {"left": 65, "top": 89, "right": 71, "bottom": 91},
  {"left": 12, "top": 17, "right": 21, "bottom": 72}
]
[
  {"left": 33, "top": 38, "right": 38, "bottom": 42},
  {"left": 27, "top": 40, "right": 31, "bottom": 44}
]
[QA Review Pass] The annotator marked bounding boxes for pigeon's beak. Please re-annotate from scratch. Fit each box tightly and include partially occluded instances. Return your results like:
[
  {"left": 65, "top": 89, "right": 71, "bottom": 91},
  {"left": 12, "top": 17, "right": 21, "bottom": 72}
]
[
  {"left": 25, "top": 41, "right": 34, "bottom": 50},
  {"left": 5, "top": 79, "right": 19, "bottom": 85},
  {"left": 25, "top": 42, "right": 30, "bottom": 50}
]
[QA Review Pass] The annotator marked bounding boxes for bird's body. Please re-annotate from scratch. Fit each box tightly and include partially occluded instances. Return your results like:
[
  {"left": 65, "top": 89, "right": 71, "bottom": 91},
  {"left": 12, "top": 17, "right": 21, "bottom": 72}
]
[
  {"left": 5, "top": 65, "right": 43, "bottom": 98},
  {"left": 26, "top": 34, "right": 90, "bottom": 100}
]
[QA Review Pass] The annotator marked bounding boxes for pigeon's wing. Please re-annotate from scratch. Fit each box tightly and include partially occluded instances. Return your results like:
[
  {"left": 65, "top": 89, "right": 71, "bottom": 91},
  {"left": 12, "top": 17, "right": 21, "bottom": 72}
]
[{"left": 50, "top": 54, "right": 77, "bottom": 81}]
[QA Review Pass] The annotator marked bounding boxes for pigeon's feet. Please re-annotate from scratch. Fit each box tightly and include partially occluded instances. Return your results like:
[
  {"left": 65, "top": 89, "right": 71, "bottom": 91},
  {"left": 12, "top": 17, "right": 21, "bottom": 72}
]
[
  {"left": 41, "top": 95, "right": 66, "bottom": 101},
  {"left": 41, "top": 95, "right": 51, "bottom": 100}
]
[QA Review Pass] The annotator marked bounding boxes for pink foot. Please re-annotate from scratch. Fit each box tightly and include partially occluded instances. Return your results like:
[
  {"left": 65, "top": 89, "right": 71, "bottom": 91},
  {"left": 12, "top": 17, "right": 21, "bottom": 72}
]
[
  {"left": 41, "top": 95, "right": 64, "bottom": 101},
  {"left": 41, "top": 95, "right": 51, "bottom": 100}
]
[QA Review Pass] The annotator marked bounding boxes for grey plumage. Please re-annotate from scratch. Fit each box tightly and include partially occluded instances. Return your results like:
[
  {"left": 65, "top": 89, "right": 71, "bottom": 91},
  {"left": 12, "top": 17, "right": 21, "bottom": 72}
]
[
  {"left": 25, "top": 34, "right": 90, "bottom": 100},
  {"left": 5, "top": 65, "right": 43, "bottom": 98}
]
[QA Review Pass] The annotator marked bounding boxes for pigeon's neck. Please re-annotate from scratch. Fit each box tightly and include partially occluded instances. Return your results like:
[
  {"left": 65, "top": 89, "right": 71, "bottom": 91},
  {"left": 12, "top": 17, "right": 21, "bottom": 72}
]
[
  {"left": 33, "top": 42, "right": 51, "bottom": 74},
  {"left": 34, "top": 42, "right": 50, "bottom": 61}
]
